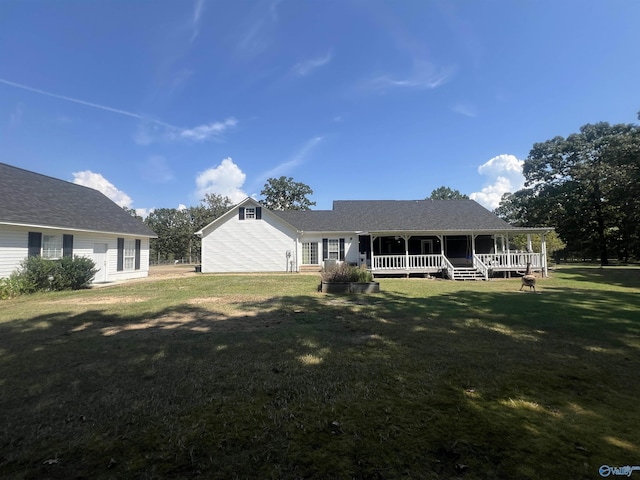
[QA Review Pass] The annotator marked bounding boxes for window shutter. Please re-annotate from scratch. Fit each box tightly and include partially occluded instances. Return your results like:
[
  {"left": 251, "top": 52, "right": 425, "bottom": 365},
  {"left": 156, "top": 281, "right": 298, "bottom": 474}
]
[
  {"left": 339, "top": 238, "right": 345, "bottom": 261},
  {"left": 322, "top": 238, "right": 328, "bottom": 260},
  {"left": 117, "top": 238, "right": 124, "bottom": 272},
  {"left": 135, "top": 239, "right": 141, "bottom": 270},
  {"left": 239, "top": 207, "right": 245, "bottom": 220},
  {"left": 63, "top": 234, "right": 74, "bottom": 258},
  {"left": 28, "top": 232, "right": 42, "bottom": 257},
  {"left": 255, "top": 207, "right": 262, "bottom": 220}
]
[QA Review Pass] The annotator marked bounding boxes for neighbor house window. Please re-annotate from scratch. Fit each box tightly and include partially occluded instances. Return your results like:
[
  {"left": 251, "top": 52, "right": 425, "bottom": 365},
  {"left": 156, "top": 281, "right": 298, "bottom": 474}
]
[
  {"left": 245, "top": 207, "right": 256, "bottom": 219},
  {"left": 42, "top": 235, "right": 63, "bottom": 259},
  {"left": 124, "top": 239, "right": 136, "bottom": 270},
  {"left": 302, "top": 242, "right": 318, "bottom": 264}
]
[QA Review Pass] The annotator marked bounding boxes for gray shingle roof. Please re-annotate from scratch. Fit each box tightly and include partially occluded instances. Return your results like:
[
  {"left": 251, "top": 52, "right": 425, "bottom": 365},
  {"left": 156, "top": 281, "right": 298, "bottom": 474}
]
[
  {"left": 0, "top": 163, "right": 156, "bottom": 237},
  {"left": 275, "top": 199, "right": 519, "bottom": 232}
]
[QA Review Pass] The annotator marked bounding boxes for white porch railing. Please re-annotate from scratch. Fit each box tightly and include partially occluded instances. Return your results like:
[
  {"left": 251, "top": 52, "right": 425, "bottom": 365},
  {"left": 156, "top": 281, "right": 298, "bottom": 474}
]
[
  {"left": 476, "top": 252, "right": 542, "bottom": 270},
  {"left": 372, "top": 254, "right": 445, "bottom": 271},
  {"left": 371, "top": 252, "right": 543, "bottom": 277}
]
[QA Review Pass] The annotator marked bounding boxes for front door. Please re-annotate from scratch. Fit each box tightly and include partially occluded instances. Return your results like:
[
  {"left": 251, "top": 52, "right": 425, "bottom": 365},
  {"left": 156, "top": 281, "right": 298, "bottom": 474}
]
[
  {"left": 93, "top": 243, "right": 108, "bottom": 282},
  {"left": 421, "top": 239, "right": 434, "bottom": 254}
]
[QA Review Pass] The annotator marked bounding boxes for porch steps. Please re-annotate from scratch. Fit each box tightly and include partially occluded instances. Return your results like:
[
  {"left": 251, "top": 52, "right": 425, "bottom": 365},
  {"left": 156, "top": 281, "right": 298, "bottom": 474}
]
[{"left": 452, "top": 267, "right": 485, "bottom": 281}]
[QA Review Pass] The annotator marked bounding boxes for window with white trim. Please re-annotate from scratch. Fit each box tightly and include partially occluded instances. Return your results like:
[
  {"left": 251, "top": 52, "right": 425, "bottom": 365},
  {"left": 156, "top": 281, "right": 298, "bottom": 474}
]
[
  {"left": 245, "top": 207, "right": 256, "bottom": 219},
  {"left": 327, "top": 239, "right": 340, "bottom": 260},
  {"left": 42, "top": 235, "right": 62, "bottom": 259},
  {"left": 124, "top": 239, "right": 136, "bottom": 270},
  {"left": 302, "top": 242, "right": 318, "bottom": 264}
]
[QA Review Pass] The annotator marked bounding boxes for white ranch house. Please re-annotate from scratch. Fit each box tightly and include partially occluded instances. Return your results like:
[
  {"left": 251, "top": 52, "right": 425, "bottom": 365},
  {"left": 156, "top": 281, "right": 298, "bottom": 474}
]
[
  {"left": 197, "top": 197, "right": 551, "bottom": 280},
  {"left": 0, "top": 163, "right": 156, "bottom": 283}
]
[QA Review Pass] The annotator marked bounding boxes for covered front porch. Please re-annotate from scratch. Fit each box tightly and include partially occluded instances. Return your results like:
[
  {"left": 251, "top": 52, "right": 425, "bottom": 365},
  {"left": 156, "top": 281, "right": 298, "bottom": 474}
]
[{"left": 361, "top": 231, "right": 549, "bottom": 280}]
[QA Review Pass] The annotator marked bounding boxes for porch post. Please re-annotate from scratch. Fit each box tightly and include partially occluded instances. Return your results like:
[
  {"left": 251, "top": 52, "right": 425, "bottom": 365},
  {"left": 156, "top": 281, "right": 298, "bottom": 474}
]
[
  {"left": 506, "top": 233, "right": 511, "bottom": 268},
  {"left": 371, "top": 235, "right": 378, "bottom": 270},
  {"left": 404, "top": 235, "right": 410, "bottom": 275},
  {"left": 541, "top": 232, "right": 548, "bottom": 278},
  {"left": 527, "top": 234, "right": 532, "bottom": 252}
]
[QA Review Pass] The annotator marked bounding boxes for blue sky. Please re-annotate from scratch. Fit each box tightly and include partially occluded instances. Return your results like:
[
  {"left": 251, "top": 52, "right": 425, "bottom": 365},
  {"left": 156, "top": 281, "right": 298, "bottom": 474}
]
[{"left": 1, "top": 0, "right": 639, "bottom": 215}]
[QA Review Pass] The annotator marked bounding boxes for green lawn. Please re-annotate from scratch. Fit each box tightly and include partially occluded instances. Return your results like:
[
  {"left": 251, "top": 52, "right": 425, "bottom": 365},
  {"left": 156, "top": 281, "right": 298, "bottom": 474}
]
[{"left": 1, "top": 266, "right": 639, "bottom": 479}]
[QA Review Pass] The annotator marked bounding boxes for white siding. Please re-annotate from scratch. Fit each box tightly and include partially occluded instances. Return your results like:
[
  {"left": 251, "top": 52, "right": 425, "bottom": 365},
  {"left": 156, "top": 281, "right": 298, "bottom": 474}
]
[
  {"left": 0, "top": 225, "right": 151, "bottom": 282},
  {"left": 0, "top": 226, "right": 28, "bottom": 278},
  {"left": 201, "top": 208, "right": 298, "bottom": 273},
  {"left": 297, "top": 233, "right": 359, "bottom": 268}
]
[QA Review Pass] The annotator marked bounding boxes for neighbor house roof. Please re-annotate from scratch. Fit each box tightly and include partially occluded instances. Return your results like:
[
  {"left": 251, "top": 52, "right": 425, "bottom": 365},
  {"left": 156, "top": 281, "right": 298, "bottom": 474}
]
[
  {"left": 275, "top": 199, "right": 536, "bottom": 233},
  {"left": 0, "top": 163, "right": 156, "bottom": 237}
]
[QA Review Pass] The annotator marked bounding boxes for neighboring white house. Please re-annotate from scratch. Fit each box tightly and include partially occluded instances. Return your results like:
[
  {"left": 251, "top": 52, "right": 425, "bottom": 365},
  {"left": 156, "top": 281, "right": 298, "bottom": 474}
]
[
  {"left": 197, "top": 197, "right": 552, "bottom": 280},
  {"left": 0, "top": 163, "right": 156, "bottom": 283}
]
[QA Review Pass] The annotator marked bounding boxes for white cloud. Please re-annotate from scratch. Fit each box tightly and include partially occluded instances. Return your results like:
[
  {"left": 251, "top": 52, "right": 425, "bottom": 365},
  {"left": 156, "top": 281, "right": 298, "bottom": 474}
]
[
  {"left": 195, "top": 157, "right": 247, "bottom": 203},
  {"left": 257, "top": 136, "right": 323, "bottom": 182},
  {"left": 177, "top": 117, "right": 238, "bottom": 141},
  {"left": 293, "top": 52, "right": 333, "bottom": 76},
  {"left": 135, "top": 208, "right": 152, "bottom": 218},
  {"left": 0, "top": 78, "right": 237, "bottom": 145},
  {"left": 135, "top": 117, "right": 238, "bottom": 145},
  {"left": 190, "top": 0, "right": 205, "bottom": 43},
  {"left": 72, "top": 171, "right": 133, "bottom": 208},
  {"left": 470, "top": 154, "right": 525, "bottom": 210},
  {"left": 365, "top": 61, "right": 456, "bottom": 92}
]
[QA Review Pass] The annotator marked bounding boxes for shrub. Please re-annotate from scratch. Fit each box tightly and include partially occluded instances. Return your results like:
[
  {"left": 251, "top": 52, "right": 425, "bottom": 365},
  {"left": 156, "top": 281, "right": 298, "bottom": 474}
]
[
  {"left": 51, "top": 256, "right": 99, "bottom": 290},
  {"left": 321, "top": 263, "right": 373, "bottom": 283},
  {"left": 18, "top": 256, "right": 55, "bottom": 292},
  {"left": 10, "top": 255, "right": 98, "bottom": 294},
  {"left": 0, "top": 274, "right": 30, "bottom": 299}
]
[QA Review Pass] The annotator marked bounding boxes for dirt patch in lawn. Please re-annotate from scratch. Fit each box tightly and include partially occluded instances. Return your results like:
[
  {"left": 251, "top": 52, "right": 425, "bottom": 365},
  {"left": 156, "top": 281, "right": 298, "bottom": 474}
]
[{"left": 45, "top": 296, "right": 151, "bottom": 305}]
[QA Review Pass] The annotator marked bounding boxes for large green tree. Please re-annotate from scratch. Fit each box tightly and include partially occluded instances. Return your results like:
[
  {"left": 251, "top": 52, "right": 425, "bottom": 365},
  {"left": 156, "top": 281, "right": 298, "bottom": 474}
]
[
  {"left": 145, "top": 208, "right": 192, "bottom": 262},
  {"left": 144, "top": 194, "right": 234, "bottom": 263},
  {"left": 428, "top": 186, "right": 469, "bottom": 200},
  {"left": 497, "top": 120, "right": 640, "bottom": 264},
  {"left": 260, "top": 176, "right": 316, "bottom": 210}
]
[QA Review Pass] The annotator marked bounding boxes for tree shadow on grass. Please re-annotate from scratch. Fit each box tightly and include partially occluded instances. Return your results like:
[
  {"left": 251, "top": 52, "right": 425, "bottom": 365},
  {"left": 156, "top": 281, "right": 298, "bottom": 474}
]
[
  {"left": 553, "top": 265, "right": 640, "bottom": 289},
  {"left": 0, "top": 283, "right": 638, "bottom": 479}
]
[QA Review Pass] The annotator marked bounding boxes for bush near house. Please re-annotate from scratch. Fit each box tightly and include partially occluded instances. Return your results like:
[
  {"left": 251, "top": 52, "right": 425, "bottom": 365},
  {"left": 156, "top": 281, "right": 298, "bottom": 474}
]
[
  {"left": 0, "top": 256, "right": 97, "bottom": 298},
  {"left": 321, "top": 263, "right": 373, "bottom": 283}
]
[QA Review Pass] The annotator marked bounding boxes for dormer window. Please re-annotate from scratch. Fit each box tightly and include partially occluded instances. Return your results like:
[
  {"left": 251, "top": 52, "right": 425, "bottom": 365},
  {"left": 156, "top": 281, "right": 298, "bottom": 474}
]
[{"left": 238, "top": 206, "right": 262, "bottom": 220}]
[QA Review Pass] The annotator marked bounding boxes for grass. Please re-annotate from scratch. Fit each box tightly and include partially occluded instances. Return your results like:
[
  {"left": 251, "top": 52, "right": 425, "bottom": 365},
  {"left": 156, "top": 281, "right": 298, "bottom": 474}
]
[{"left": 0, "top": 266, "right": 639, "bottom": 479}]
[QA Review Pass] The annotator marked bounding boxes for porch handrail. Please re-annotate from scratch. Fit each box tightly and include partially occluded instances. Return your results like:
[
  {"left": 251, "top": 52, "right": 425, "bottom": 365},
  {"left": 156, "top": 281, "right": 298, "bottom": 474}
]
[
  {"left": 441, "top": 255, "right": 455, "bottom": 279},
  {"left": 473, "top": 254, "right": 489, "bottom": 280}
]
